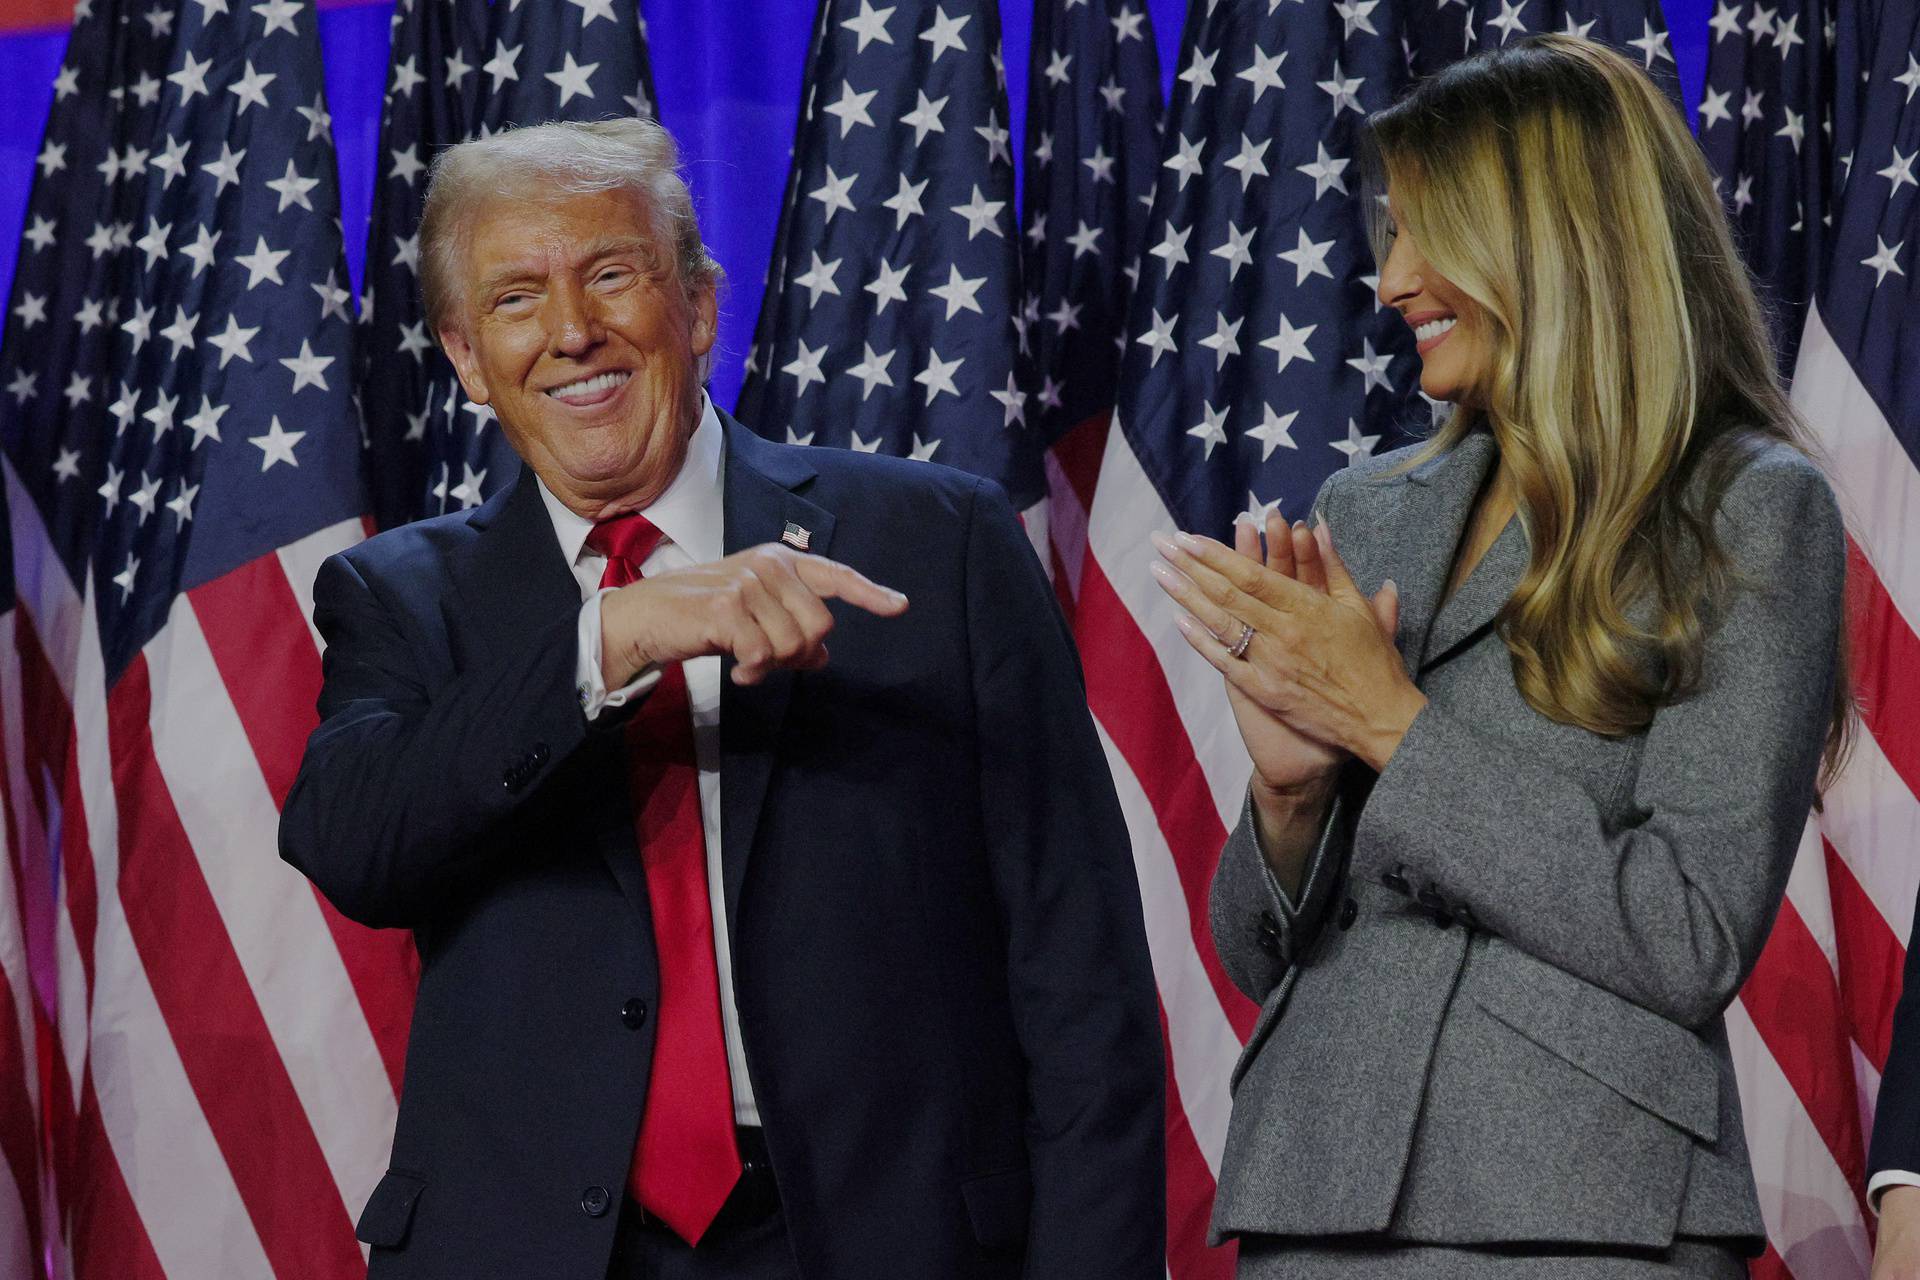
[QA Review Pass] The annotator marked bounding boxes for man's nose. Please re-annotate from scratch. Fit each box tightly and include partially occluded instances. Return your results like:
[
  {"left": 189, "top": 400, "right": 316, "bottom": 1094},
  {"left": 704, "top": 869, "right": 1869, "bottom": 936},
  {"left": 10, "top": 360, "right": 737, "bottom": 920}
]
[{"left": 545, "top": 280, "right": 601, "bottom": 356}]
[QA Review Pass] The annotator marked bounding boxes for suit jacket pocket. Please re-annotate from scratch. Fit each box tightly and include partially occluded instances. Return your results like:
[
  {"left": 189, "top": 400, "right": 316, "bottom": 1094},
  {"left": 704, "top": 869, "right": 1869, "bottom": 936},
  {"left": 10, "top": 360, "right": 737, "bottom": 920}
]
[
  {"left": 357, "top": 1169, "right": 427, "bottom": 1248},
  {"left": 960, "top": 1166, "right": 1032, "bottom": 1250},
  {"left": 1470, "top": 946, "right": 1718, "bottom": 1143}
]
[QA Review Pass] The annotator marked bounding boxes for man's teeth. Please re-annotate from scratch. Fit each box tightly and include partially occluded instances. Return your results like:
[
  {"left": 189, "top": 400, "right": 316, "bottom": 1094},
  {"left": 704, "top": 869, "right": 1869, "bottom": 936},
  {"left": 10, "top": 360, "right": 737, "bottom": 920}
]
[
  {"left": 1415, "top": 317, "right": 1457, "bottom": 343},
  {"left": 548, "top": 371, "right": 631, "bottom": 398}
]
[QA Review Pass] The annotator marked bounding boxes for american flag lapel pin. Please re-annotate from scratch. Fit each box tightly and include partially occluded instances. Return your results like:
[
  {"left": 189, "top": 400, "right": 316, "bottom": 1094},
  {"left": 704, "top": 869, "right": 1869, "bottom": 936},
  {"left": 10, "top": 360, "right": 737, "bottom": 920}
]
[{"left": 781, "top": 521, "right": 812, "bottom": 551}]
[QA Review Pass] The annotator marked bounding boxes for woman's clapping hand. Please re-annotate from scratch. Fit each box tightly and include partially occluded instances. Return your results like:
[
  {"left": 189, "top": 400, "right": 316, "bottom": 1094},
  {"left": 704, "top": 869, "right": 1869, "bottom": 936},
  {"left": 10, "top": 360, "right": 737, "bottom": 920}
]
[{"left": 1149, "top": 514, "right": 1427, "bottom": 776}]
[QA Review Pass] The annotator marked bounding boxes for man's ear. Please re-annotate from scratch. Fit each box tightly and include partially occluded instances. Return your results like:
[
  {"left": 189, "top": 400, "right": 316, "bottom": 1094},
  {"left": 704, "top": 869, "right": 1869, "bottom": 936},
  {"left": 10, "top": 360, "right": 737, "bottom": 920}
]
[
  {"left": 689, "top": 285, "right": 718, "bottom": 360},
  {"left": 438, "top": 324, "right": 491, "bottom": 405}
]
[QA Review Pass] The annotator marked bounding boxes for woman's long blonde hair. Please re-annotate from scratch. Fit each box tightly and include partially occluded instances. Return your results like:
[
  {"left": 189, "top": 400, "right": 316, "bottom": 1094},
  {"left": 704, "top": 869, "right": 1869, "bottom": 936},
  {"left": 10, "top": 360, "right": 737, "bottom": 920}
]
[{"left": 1359, "top": 33, "right": 1852, "bottom": 783}]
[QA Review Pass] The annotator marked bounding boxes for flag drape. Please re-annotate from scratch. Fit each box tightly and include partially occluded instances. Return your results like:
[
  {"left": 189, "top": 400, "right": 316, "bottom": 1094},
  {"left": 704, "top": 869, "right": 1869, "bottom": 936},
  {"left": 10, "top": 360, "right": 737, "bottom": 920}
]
[
  {"left": 0, "top": 0, "right": 412, "bottom": 1272},
  {"left": 1707, "top": 2, "right": 1919, "bottom": 1274}
]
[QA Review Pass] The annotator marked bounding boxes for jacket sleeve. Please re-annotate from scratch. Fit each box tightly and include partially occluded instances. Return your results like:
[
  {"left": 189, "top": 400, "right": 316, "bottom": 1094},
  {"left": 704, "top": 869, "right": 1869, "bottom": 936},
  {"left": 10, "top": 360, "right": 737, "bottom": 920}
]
[
  {"left": 278, "top": 550, "right": 598, "bottom": 928},
  {"left": 1869, "top": 881, "right": 1920, "bottom": 1185},
  {"left": 962, "top": 478, "right": 1165, "bottom": 1279},
  {"left": 1348, "top": 456, "right": 1846, "bottom": 1029},
  {"left": 1210, "top": 774, "right": 1363, "bottom": 1004},
  {"left": 1207, "top": 467, "right": 1360, "bottom": 1004}
]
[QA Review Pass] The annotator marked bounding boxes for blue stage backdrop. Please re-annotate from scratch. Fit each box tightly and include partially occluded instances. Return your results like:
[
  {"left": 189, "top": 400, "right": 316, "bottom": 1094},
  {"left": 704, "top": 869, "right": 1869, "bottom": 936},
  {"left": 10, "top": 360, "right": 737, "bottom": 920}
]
[{"left": 0, "top": 0, "right": 1710, "bottom": 413}]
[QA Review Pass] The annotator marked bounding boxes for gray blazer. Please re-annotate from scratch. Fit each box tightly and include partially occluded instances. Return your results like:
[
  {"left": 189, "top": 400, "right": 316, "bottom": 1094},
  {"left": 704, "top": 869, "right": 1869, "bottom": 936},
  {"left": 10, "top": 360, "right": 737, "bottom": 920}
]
[{"left": 1208, "top": 428, "right": 1845, "bottom": 1252}]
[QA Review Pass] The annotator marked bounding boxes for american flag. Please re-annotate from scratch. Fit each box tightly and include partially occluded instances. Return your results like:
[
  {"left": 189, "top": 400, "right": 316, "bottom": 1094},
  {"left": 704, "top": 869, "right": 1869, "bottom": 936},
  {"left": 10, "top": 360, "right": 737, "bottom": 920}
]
[
  {"left": 1694, "top": 0, "right": 1872, "bottom": 369},
  {"left": 1707, "top": 4, "right": 1920, "bottom": 1275},
  {"left": 358, "top": 0, "right": 485, "bottom": 530},
  {"left": 359, "top": 0, "right": 657, "bottom": 528},
  {"left": 0, "top": 482, "right": 38, "bottom": 1279},
  {"left": 0, "top": 0, "right": 415, "bottom": 1273},
  {"left": 1017, "top": 0, "right": 1162, "bottom": 609},
  {"left": 734, "top": 0, "right": 1043, "bottom": 519},
  {"left": 1063, "top": 4, "right": 1675, "bottom": 1276}
]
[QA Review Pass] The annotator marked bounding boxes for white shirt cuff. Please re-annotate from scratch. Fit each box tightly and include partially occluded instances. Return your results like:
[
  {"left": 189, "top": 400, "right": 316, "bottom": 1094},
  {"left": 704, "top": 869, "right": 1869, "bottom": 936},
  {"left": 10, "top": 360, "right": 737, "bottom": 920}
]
[
  {"left": 576, "top": 588, "right": 661, "bottom": 720},
  {"left": 1869, "top": 1169, "right": 1920, "bottom": 1215}
]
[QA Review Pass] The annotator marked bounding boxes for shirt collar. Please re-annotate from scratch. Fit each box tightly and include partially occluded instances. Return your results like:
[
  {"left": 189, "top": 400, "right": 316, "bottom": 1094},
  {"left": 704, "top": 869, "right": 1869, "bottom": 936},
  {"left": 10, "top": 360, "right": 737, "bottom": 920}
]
[{"left": 536, "top": 391, "right": 727, "bottom": 567}]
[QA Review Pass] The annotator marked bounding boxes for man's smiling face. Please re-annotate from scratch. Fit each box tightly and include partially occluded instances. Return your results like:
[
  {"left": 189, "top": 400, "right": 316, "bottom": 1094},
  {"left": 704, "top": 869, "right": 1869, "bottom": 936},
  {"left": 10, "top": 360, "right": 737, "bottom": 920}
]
[{"left": 439, "top": 185, "right": 717, "bottom": 518}]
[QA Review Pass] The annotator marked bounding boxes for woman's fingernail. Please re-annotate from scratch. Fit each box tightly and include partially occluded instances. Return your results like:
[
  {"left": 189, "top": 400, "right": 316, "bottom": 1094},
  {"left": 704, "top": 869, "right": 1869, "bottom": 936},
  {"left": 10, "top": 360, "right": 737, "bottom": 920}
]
[
  {"left": 1149, "top": 560, "right": 1175, "bottom": 582},
  {"left": 1175, "top": 614, "right": 1196, "bottom": 635},
  {"left": 1383, "top": 578, "right": 1397, "bottom": 594},
  {"left": 1175, "top": 531, "right": 1203, "bottom": 551},
  {"left": 1149, "top": 530, "right": 1175, "bottom": 554}
]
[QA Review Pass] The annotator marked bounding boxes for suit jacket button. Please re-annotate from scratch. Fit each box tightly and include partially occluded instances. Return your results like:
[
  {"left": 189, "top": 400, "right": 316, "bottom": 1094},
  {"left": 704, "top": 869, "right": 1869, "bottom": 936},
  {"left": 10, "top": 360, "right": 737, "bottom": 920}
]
[
  {"left": 581, "top": 1185, "right": 611, "bottom": 1218},
  {"left": 501, "top": 767, "right": 521, "bottom": 791},
  {"left": 1417, "top": 885, "right": 1447, "bottom": 912},
  {"left": 1381, "top": 867, "right": 1411, "bottom": 895},
  {"left": 1255, "top": 910, "right": 1281, "bottom": 957},
  {"left": 621, "top": 998, "right": 648, "bottom": 1030},
  {"left": 530, "top": 742, "right": 550, "bottom": 767},
  {"left": 1338, "top": 898, "right": 1358, "bottom": 931}
]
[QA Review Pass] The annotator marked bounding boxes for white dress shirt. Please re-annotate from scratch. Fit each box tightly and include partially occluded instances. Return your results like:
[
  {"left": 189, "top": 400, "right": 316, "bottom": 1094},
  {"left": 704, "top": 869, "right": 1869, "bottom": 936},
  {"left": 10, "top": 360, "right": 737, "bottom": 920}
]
[
  {"left": 536, "top": 393, "right": 760, "bottom": 1126},
  {"left": 1870, "top": 1169, "right": 1920, "bottom": 1213}
]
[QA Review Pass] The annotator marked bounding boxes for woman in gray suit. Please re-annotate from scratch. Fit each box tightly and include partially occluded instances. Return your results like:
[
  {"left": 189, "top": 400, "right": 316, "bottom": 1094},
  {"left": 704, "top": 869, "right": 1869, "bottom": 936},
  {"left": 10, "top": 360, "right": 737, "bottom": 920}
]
[{"left": 1149, "top": 34, "right": 1853, "bottom": 1279}]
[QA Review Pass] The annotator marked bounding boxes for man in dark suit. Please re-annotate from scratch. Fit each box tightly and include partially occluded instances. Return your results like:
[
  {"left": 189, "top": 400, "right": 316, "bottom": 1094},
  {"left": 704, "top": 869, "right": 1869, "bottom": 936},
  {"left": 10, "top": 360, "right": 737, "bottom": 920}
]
[
  {"left": 278, "top": 117, "right": 1163, "bottom": 1280},
  {"left": 1870, "top": 899, "right": 1920, "bottom": 1280}
]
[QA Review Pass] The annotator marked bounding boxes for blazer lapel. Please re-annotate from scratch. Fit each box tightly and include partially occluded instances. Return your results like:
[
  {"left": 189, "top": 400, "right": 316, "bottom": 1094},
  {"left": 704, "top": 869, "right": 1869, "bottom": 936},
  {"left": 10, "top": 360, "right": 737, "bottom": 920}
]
[
  {"left": 717, "top": 412, "right": 835, "bottom": 935},
  {"left": 1381, "top": 429, "right": 1499, "bottom": 673},
  {"left": 1422, "top": 513, "right": 1528, "bottom": 669},
  {"left": 450, "top": 465, "right": 648, "bottom": 919}
]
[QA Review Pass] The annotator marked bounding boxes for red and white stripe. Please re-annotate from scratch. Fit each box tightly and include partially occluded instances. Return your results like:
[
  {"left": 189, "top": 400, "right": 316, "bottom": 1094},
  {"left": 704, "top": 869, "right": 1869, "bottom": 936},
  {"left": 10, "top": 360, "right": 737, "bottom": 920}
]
[
  {"left": 1073, "top": 412, "right": 1257, "bottom": 1278},
  {"left": 0, "top": 666, "right": 40, "bottom": 1280},
  {"left": 0, "top": 454, "right": 417, "bottom": 1276}
]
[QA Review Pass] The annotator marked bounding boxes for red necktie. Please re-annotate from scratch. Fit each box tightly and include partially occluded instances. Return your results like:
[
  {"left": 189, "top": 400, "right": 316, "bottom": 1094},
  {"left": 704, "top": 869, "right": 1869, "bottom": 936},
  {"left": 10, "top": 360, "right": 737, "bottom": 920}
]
[{"left": 589, "top": 512, "right": 742, "bottom": 1245}]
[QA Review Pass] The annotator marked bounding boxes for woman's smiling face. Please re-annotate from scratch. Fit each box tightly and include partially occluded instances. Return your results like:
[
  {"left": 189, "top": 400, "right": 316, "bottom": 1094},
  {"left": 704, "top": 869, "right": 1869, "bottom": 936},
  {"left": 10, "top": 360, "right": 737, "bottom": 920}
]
[{"left": 1375, "top": 189, "right": 1494, "bottom": 408}]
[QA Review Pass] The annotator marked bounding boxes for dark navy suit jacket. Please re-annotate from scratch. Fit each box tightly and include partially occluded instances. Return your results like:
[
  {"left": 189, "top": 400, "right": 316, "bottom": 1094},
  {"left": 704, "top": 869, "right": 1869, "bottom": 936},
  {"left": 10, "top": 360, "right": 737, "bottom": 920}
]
[
  {"left": 1870, "top": 889, "right": 1920, "bottom": 1191},
  {"left": 279, "top": 415, "right": 1164, "bottom": 1280}
]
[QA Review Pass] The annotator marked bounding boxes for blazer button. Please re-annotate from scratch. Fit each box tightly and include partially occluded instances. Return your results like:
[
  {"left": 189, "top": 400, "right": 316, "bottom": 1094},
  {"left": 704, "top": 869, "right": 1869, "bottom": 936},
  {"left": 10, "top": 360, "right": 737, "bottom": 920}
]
[
  {"left": 621, "top": 998, "right": 648, "bottom": 1030},
  {"left": 501, "top": 766, "right": 522, "bottom": 792},
  {"left": 1338, "top": 898, "right": 1358, "bottom": 931},
  {"left": 1255, "top": 910, "right": 1281, "bottom": 957},
  {"left": 1417, "top": 885, "right": 1447, "bottom": 912},
  {"left": 581, "top": 1185, "right": 611, "bottom": 1218},
  {"left": 1381, "top": 866, "right": 1411, "bottom": 895},
  {"left": 529, "top": 742, "right": 550, "bottom": 767}
]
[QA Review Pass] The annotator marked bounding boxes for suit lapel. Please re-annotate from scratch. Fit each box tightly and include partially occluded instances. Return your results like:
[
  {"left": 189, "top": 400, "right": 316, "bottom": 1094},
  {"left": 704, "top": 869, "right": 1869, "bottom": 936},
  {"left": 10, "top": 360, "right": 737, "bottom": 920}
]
[
  {"left": 1422, "top": 513, "right": 1527, "bottom": 669},
  {"left": 717, "top": 412, "right": 834, "bottom": 934},
  {"left": 1383, "top": 429, "right": 1499, "bottom": 673},
  {"left": 450, "top": 465, "right": 648, "bottom": 919},
  {"left": 450, "top": 464, "right": 583, "bottom": 663}
]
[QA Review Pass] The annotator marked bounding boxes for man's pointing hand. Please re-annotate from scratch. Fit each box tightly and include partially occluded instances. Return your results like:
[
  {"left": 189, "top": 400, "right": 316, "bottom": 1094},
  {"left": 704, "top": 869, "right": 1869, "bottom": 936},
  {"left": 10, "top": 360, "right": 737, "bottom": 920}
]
[{"left": 600, "top": 543, "right": 909, "bottom": 688}]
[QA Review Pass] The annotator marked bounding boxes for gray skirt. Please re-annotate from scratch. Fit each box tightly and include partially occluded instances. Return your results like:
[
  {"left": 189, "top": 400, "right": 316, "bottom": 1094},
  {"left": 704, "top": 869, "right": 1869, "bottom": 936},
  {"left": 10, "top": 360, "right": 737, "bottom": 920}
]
[{"left": 1234, "top": 1237, "right": 1749, "bottom": 1279}]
